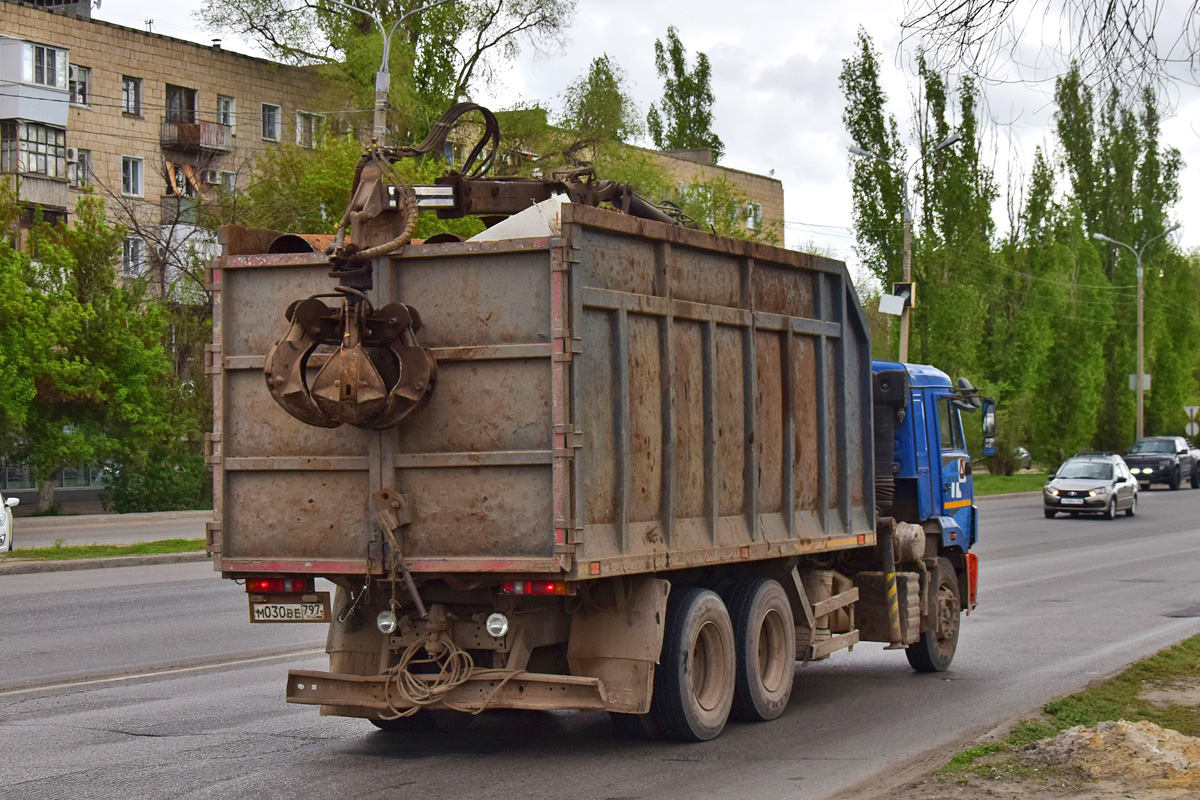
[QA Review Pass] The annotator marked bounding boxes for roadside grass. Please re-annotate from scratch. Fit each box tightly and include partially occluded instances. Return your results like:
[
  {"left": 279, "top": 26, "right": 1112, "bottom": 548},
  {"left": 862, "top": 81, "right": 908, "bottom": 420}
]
[
  {"left": 936, "top": 632, "right": 1200, "bottom": 777},
  {"left": 974, "top": 472, "right": 1049, "bottom": 496},
  {"left": 0, "top": 538, "right": 206, "bottom": 561}
]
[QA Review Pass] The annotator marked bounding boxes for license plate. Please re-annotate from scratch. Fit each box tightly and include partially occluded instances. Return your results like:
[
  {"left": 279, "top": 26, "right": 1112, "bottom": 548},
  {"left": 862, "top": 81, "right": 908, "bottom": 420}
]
[
  {"left": 1062, "top": 498, "right": 1084, "bottom": 505},
  {"left": 249, "top": 592, "right": 331, "bottom": 623}
]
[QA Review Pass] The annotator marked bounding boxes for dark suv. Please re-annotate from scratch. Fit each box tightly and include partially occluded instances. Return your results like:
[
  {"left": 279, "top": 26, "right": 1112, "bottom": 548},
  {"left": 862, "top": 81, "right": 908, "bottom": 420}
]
[{"left": 1123, "top": 436, "right": 1198, "bottom": 490}]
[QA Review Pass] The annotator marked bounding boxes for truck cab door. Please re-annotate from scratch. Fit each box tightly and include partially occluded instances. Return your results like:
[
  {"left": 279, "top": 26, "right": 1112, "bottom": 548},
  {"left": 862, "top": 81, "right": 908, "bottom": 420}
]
[{"left": 931, "top": 393, "right": 974, "bottom": 546}]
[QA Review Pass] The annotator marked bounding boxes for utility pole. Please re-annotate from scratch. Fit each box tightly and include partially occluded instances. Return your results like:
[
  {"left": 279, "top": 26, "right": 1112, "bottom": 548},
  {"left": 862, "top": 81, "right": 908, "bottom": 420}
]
[
  {"left": 321, "top": 0, "right": 458, "bottom": 143},
  {"left": 1093, "top": 224, "right": 1181, "bottom": 441},
  {"left": 849, "top": 130, "right": 961, "bottom": 363}
]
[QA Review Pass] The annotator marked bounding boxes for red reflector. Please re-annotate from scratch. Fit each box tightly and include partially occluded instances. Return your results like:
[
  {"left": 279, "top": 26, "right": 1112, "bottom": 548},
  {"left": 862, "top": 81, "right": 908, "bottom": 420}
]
[
  {"left": 500, "top": 580, "right": 566, "bottom": 596},
  {"left": 245, "top": 576, "right": 313, "bottom": 594},
  {"left": 965, "top": 553, "right": 979, "bottom": 605}
]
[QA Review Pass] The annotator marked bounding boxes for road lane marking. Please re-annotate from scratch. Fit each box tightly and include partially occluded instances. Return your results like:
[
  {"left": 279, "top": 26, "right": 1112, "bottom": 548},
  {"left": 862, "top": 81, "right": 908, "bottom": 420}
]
[{"left": 0, "top": 646, "right": 325, "bottom": 698}]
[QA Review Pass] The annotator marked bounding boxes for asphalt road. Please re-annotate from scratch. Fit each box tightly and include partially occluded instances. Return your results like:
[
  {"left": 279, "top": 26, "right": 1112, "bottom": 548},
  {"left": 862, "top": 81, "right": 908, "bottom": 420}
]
[
  {"left": 2, "top": 490, "right": 1200, "bottom": 800},
  {"left": 11, "top": 510, "right": 210, "bottom": 550}
]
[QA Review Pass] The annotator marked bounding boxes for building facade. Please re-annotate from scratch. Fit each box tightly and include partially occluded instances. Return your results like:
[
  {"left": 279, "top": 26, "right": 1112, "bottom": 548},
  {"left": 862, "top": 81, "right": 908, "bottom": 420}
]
[{"left": 1, "top": 1, "right": 330, "bottom": 283}]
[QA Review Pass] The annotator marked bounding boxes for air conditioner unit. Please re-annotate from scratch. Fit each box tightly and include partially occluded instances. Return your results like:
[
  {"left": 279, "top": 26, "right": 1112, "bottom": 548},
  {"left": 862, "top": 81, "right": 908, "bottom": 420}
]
[
  {"left": 200, "top": 169, "right": 221, "bottom": 185},
  {"left": 65, "top": 146, "right": 80, "bottom": 164}
]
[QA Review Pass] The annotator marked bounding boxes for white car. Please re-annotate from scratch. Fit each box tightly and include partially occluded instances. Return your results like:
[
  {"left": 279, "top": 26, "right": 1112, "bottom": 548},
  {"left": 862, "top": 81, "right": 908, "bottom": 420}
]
[{"left": 0, "top": 491, "right": 18, "bottom": 551}]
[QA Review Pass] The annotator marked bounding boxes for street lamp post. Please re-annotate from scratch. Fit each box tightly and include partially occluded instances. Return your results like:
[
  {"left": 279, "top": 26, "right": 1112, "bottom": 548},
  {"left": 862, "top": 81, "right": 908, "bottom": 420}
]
[
  {"left": 321, "top": 0, "right": 458, "bottom": 142},
  {"left": 1092, "top": 225, "right": 1181, "bottom": 442},
  {"left": 849, "top": 131, "right": 961, "bottom": 362}
]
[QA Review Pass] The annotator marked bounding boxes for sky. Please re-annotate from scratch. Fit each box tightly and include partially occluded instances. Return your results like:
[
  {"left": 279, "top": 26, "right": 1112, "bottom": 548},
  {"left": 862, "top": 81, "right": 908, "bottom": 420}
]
[{"left": 93, "top": 0, "right": 1200, "bottom": 270}]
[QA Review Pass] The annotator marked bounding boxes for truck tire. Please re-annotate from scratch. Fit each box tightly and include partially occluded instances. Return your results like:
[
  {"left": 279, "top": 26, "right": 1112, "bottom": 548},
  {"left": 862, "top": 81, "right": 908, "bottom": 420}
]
[
  {"left": 905, "top": 559, "right": 960, "bottom": 673},
  {"left": 1191, "top": 465, "right": 1199, "bottom": 489},
  {"left": 650, "top": 588, "right": 736, "bottom": 741},
  {"left": 1169, "top": 468, "right": 1181, "bottom": 490},
  {"left": 728, "top": 578, "right": 795, "bottom": 722}
]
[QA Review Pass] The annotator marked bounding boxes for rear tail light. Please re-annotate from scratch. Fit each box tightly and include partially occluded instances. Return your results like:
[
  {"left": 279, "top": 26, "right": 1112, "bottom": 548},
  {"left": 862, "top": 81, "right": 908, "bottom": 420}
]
[
  {"left": 245, "top": 576, "right": 315, "bottom": 594},
  {"left": 500, "top": 580, "right": 567, "bottom": 596}
]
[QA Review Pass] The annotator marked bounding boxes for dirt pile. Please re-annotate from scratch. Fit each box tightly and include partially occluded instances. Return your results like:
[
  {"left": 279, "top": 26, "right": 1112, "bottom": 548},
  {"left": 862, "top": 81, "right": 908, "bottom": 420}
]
[{"left": 1018, "top": 719, "right": 1200, "bottom": 789}]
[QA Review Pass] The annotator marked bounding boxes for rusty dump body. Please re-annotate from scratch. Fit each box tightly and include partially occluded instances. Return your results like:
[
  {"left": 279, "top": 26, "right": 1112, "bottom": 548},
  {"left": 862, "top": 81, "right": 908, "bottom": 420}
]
[
  {"left": 208, "top": 203, "right": 875, "bottom": 581},
  {"left": 209, "top": 202, "right": 903, "bottom": 732}
]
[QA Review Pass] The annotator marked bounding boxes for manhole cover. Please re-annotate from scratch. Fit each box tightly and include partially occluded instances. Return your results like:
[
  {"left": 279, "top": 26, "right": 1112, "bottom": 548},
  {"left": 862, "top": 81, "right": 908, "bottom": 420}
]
[{"left": 1164, "top": 605, "right": 1200, "bottom": 618}]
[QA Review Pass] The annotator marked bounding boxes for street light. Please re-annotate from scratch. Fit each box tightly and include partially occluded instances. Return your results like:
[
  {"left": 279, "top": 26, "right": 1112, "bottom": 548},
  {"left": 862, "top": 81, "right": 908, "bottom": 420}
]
[
  {"left": 321, "top": 0, "right": 458, "bottom": 142},
  {"left": 1092, "top": 224, "right": 1182, "bottom": 442},
  {"left": 849, "top": 131, "right": 962, "bottom": 362}
]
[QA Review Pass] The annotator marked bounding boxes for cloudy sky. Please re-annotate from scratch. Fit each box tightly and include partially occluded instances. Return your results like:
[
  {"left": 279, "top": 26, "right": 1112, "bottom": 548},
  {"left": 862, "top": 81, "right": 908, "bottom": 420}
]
[{"left": 95, "top": 0, "right": 1200, "bottom": 265}]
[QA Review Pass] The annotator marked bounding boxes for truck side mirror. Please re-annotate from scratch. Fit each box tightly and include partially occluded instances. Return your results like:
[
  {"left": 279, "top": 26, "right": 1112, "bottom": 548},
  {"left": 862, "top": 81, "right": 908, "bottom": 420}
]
[{"left": 981, "top": 398, "right": 996, "bottom": 456}]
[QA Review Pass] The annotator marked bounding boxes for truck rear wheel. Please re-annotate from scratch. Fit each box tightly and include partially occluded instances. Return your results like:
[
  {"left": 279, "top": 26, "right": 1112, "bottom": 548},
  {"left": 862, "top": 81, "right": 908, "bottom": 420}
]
[
  {"left": 728, "top": 578, "right": 795, "bottom": 722},
  {"left": 905, "top": 559, "right": 960, "bottom": 673},
  {"left": 650, "top": 588, "right": 736, "bottom": 741}
]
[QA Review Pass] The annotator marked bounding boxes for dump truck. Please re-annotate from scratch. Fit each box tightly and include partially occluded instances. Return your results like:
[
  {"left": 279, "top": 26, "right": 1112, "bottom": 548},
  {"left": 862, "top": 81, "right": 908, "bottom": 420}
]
[{"left": 206, "top": 105, "right": 995, "bottom": 742}]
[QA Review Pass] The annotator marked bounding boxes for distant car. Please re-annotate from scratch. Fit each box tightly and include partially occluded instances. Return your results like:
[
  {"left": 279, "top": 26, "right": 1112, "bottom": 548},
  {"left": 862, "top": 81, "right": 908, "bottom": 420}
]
[
  {"left": 0, "top": 490, "right": 17, "bottom": 551},
  {"left": 1122, "top": 436, "right": 1198, "bottom": 491},
  {"left": 1044, "top": 455, "right": 1138, "bottom": 519}
]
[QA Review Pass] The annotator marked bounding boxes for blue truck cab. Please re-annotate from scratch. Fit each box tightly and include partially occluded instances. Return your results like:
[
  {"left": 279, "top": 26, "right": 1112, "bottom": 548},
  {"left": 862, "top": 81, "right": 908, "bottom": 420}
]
[{"left": 872, "top": 360, "right": 994, "bottom": 611}]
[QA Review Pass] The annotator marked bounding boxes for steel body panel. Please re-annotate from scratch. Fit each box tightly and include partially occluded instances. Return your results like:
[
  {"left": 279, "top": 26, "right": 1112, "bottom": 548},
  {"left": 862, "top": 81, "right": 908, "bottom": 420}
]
[{"left": 211, "top": 204, "right": 876, "bottom": 578}]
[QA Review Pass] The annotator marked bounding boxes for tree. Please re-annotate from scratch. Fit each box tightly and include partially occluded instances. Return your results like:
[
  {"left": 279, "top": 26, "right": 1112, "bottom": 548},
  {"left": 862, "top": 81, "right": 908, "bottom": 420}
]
[
  {"left": 646, "top": 26, "right": 725, "bottom": 162},
  {"left": 901, "top": 0, "right": 1200, "bottom": 98},
  {"left": 840, "top": 29, "right": 906, "bottom": 288},
  {"left": 2, "top": 196, "right": 179, "bottom": 512},
  {"left": 199, "top": 0, "right": 576, "bottom": 141},
  {"left": 234, "top": 133, "right": 485, "bottom": 240},
  {"left": 558, "top": 55, "right": 642, "bottom": 163}
]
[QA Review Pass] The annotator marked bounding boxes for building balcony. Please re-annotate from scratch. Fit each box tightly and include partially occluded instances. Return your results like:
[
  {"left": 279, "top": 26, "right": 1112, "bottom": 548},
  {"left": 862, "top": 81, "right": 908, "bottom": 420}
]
[
  {"left": 2, "top": 172, "right": 69, "bottom": 211},
  {"left": 160, "top": 120, "right": 232, "bottom": 154}
]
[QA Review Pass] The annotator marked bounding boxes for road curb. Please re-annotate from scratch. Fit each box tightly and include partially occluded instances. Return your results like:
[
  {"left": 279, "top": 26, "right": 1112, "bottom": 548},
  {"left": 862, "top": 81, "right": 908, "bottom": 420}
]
[{"left": 0, "top": 551, "right": 210, "bottom": 576}]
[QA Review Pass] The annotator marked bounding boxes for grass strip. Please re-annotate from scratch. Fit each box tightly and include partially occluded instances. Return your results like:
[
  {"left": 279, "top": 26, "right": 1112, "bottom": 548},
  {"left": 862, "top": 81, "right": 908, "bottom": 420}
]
[
  {"left": 1, "top": 538, "right": 206, "bottom": 561},
  {"left": 936, "top": 632, "right": 1200, "bottom": 775},
  {"left": 974, "top": 472, "right": 1049, "bottom": 496}
]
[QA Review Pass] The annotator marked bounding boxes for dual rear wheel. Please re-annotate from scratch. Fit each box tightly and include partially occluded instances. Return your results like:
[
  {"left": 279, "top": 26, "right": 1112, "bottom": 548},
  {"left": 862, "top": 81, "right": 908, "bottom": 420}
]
[{"left": 614, "top": 579, "right": 796, "bottom": 742}]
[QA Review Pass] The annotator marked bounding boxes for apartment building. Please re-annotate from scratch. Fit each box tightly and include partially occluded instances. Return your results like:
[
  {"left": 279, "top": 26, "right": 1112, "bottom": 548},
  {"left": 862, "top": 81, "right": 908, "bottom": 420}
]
[
  {"left": 650, "top": 148, "right": 784, "bottom": 241},
  {"left": 0, "top": 0, "right": 332, "bottom": 283}
]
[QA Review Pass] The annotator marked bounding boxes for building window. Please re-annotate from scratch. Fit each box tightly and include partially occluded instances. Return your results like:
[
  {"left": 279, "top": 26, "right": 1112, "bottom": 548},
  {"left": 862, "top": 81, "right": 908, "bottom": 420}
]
[
  {"left": 296, "top": 111, "right": 322, "bottom": 148},
  {"left": 122, "top": 237, "right": 145, "bottom": 276},
  {"left": 22, "top": 43, "right": 68, "bottom": 89},
  {"left": 122, "top": 77, "right": 143, "bottom": 116},
  {"left": 68, "top": 65, "right": 90, "bottom": 105},
  {"left": 68, "top": 149, "right": 91, "bottom": 188},
  {"left": 261, "top": 103, "right": 281, "bottom": 141},
  {"left": 121, "top": 156, "right": 143, "bottom": 196},
  {"left": 165, "top": 85, "right": 198, "bottom": 124},
  {"left": 217, "top": 95, "right": 236, "bottom": 131},
  {"left": 0, "top": 122, "right": 67, "bottom": 178},
  {"left": 171, "top": 164, "right": 196, "bottom": 197},
  {"left": 219, "top": 170, "right": 237, "bottom": 192},
  {"left": 744, "top": 202, "right": 763, "bottom": 231}
]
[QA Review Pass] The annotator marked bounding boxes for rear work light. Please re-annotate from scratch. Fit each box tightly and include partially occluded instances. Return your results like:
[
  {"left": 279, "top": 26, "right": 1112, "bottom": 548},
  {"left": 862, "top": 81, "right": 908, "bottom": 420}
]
[
  {"left": 500, "top": 580, "right": 567, "bottom": 596},
  {"left": 245, "top": 576, "right": 315, "bottom": 594}
]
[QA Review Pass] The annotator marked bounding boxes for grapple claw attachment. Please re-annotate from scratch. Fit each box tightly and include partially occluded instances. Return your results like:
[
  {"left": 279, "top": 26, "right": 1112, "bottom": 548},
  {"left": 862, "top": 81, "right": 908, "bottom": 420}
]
[{"left": 263, "top": 293, "right": 436, "bottom": 429}]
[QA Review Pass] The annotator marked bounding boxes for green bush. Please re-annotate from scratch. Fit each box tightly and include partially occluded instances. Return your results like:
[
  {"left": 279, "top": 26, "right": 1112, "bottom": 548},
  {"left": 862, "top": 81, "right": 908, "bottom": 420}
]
[{"left": 101, "top": 449, "right": 211, "bottom": 513}]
